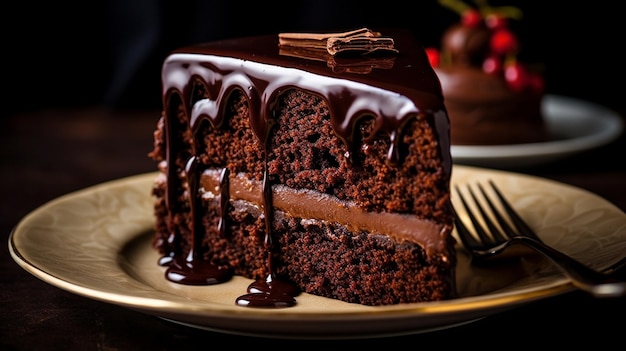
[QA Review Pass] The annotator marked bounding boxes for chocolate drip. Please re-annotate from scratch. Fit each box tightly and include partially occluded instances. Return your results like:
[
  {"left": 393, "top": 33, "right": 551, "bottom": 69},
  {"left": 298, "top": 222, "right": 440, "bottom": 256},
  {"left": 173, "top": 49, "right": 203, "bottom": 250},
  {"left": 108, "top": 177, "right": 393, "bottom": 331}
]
[
  {"left": 165, "top": 255, "right": 232, "bottom": 285},
  {"left": 217, "top": 167, "right": 229, "bottom": 237},
  {"left": 163, "top": 155, "right": 233, "bottom": 285},
  {"left": 235, "top": 273, "right": 299, "bottom": 308},
  {"left": 159, "top": 30, "right": 450, "bottom": 308},
  {"left": 158, "top": 100, "right": 183, "bottom": 267},
  {"left": 235, "top": 119, "right": 301, "bottom": 308}
]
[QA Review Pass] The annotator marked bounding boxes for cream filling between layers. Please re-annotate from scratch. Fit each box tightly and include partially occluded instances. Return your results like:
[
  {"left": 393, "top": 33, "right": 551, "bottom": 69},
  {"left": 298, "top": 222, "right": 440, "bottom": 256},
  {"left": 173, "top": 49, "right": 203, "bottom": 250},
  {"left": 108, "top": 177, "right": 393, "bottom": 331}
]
[{"left": 199, "top": 169, "right": 450, "bottom": 255}]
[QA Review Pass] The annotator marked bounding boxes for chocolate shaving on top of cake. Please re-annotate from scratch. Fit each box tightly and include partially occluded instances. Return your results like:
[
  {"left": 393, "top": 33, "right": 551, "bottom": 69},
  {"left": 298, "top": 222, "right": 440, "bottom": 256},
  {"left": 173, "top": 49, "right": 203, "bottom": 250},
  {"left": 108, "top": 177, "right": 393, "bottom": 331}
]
[{"left": 278, "top": 28, "right": 398, "bottom": 56}]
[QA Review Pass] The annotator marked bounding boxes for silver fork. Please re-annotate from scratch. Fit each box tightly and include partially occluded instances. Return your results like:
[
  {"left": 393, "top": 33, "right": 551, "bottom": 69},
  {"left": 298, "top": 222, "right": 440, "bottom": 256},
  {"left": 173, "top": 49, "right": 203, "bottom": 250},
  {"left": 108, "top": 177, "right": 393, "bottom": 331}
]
[{"left": 453, "top": 179, "right": 626, "bottom": 298}]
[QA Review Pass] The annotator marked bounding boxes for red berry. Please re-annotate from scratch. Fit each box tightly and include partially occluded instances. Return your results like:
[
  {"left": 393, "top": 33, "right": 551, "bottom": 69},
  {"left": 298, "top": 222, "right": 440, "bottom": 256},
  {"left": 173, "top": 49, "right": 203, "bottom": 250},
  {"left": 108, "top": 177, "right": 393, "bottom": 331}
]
[
  {"left": 504, "top": 63, "right": 529, "bottom": 91},
  {"left": 482, "top": 55, "right": 502, "bottom": 74},
  {"left": 461, "top": 9, "right": 482, "bottom": 27},
  {"left": 425, "top": 47, "right": 440, "bottom": 67},
  {"left": 490, "top": 29, "right": 518, "bottom": 55}
]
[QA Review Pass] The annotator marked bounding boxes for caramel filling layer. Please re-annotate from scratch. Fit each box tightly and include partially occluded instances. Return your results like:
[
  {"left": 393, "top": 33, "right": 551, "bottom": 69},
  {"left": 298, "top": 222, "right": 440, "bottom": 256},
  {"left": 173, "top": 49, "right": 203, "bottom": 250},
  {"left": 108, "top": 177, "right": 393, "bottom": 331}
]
[{"left": 199, "top": 169, "right": 449, "bottom": 255}]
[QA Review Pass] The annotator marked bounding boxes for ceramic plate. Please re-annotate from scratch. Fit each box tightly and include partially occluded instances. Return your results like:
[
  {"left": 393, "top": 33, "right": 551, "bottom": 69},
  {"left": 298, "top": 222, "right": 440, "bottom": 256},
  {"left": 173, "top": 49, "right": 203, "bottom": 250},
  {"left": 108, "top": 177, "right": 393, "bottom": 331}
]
[
  {"left": 451, "top": 95, "right": 624, "bottom": 169},
  {"left": 9, "top": 167, "right": 626, "bottom": 339}
]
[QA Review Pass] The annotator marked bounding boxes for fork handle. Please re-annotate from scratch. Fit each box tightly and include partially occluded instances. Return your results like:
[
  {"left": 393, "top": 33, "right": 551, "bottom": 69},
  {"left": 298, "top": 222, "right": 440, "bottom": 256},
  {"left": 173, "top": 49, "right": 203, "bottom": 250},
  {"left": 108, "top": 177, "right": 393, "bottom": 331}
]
[{"left": 486, "top": 236, "right": 626, "bottom": 298}]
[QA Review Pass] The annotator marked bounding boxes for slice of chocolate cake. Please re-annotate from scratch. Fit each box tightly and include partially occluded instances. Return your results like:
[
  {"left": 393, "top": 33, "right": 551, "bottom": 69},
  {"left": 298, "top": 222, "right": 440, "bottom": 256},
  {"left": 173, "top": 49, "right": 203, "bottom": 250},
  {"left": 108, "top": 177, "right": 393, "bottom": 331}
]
[{"left": 149, "top": 28, "right": 456, "bottom": 307}]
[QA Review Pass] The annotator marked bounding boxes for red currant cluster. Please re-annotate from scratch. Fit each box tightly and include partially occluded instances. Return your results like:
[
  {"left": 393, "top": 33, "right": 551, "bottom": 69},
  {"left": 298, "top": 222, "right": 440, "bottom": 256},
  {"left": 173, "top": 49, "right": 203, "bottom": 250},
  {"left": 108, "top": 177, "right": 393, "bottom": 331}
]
[{"left": 427, "top": 7, "right": 544, "bottom": 93}]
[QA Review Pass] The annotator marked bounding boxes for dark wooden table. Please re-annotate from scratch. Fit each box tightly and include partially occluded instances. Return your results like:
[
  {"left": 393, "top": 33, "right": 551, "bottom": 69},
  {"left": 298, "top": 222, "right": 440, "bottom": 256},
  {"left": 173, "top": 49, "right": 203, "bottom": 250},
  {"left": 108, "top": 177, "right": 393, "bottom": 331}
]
[{"left": 2, "top": 106, "right": 625, "bottom": 350}]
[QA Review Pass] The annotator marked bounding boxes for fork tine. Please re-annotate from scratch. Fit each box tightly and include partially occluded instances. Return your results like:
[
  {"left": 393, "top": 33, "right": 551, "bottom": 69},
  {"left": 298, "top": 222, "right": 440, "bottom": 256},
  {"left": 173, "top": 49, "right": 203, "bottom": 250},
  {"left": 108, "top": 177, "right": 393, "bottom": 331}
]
[
  {"left": 468, "top": 184, "right": 510, "bottom": 244},
  {"left": 454, "top": 185, "right": 493, "bottom": 246},
  {"left": 451, "top": 205, "right": 482, "bottom": 251},
  {"left": 487, "top": 180, "right": 542, "bottom": 241},
  {"left": 475, "top": 182, "right": 516, "bottom": 242}
]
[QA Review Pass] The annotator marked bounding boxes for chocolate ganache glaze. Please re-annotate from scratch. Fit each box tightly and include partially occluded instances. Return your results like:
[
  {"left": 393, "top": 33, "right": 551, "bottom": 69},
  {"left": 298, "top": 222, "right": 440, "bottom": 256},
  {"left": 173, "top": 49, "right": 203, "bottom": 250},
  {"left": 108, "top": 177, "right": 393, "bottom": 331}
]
[{"left": 159, "top": 29, "right": 451, "bottom": 308}]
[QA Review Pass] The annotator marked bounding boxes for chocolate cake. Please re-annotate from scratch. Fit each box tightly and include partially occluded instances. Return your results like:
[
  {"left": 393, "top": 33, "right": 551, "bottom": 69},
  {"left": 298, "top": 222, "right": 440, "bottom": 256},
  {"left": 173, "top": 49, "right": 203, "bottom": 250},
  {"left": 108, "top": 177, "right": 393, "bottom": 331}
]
[
  {"left": 148, "top": 28, "right": 456, "bottom": 307},
  {"left": 426, "top": 1, "right": 547, "bottom": 145}
]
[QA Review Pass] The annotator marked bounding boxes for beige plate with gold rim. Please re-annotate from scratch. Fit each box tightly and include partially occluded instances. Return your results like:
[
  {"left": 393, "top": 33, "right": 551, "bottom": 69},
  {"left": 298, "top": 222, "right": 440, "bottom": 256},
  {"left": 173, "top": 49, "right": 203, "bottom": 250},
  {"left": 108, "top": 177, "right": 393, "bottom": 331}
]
[{"left": 9, "top": 166, "right": 626, "bottom": 339}]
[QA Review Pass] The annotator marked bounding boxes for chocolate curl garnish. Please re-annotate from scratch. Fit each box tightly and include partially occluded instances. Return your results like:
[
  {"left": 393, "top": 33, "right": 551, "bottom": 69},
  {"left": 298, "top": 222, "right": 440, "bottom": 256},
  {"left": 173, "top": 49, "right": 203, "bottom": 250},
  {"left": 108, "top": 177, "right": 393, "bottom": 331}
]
[{"left": 278, "top": 28, "right": 398, "bottom": 56}]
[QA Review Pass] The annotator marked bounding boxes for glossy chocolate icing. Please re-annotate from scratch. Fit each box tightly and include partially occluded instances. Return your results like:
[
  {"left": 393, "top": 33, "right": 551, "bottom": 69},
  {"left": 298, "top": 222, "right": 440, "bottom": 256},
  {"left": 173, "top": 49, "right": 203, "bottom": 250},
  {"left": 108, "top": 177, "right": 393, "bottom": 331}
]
[{"left": 158, "top": 29, "right": 451, "bottom": 307}]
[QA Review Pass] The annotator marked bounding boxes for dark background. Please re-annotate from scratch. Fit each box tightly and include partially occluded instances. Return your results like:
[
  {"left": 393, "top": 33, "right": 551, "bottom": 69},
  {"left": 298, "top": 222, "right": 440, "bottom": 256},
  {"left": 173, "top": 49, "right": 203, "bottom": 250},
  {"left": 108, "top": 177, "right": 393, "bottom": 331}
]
[
  {"left": 2, "top": 2, "right": 625, "bottom": 349},
  {"left": 3, "top": 0, "right": 624, "bottom": 116}
]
